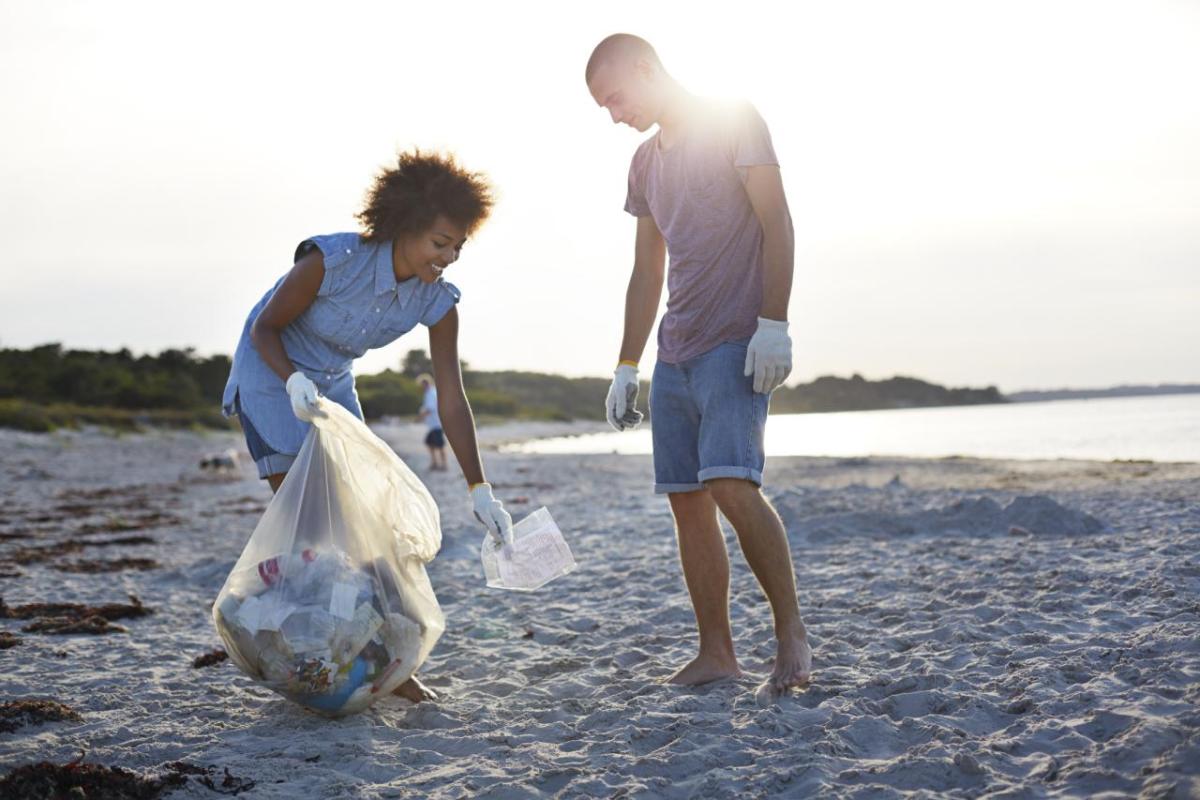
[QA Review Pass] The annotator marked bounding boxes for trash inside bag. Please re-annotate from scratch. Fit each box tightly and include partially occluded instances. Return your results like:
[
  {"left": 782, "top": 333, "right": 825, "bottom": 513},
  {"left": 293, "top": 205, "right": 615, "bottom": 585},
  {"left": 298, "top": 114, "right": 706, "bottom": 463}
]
[
  {"left": 212, "top": 398, "right": 444, "bottom": 717},
  {"left": 481, "top": 506, "right": 576, "bottom": 591}
]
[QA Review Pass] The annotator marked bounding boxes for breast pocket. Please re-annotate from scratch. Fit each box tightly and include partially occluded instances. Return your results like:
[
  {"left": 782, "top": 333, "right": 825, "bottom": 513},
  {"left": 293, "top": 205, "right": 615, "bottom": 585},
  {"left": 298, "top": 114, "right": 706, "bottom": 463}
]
[
  {"left": 372, "top": 315, "right": 415, "bottom": 349},
  {"left": 304, "top": 299, "right": 359, "bottom": 345}
]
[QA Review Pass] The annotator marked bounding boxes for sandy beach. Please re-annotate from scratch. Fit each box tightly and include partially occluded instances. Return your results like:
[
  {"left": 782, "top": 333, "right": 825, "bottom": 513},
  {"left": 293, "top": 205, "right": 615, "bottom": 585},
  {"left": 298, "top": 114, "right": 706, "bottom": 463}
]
[{"left": 2, "top": 421, "right": 1198, "bottom": 798}]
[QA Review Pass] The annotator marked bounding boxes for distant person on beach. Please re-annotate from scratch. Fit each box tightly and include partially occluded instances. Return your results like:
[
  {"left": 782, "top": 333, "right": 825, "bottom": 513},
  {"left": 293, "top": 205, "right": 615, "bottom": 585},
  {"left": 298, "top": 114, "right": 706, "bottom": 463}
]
[
  {"left": 416, "top": 373, "right": 448, "bottom": 471},
  {"left": 220, "top": 150, "right": 514, "bottom": 702},
  {"left": 585, "top": 34, "right": 812, "bottom": 697}
]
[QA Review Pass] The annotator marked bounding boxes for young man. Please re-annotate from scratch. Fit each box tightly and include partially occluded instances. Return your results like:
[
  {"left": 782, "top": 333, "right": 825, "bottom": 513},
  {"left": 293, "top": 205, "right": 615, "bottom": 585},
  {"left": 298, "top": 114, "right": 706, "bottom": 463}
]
[
  {"left": 585, "top": 34, "right": 811, "bottom": 696},
  {"left": 416, "top": 373, "right": 448, "bottom": 471}
]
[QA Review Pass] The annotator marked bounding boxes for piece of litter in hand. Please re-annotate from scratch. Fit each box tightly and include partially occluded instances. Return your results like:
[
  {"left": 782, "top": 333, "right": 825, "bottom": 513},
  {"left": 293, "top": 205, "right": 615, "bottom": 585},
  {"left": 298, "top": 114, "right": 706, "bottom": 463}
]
[{"left": 481, "top": 507, "right": 576, "bottom": 591}]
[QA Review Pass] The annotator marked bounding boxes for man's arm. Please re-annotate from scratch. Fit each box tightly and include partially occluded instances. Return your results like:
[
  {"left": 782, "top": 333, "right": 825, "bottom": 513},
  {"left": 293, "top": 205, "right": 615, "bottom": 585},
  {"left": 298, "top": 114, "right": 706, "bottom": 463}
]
[
  {"left": 743, "top": 165, "right": 794, "bottom": 321},
  {"left": 617, "top": 215, "right": 667, "bottom": 364}
]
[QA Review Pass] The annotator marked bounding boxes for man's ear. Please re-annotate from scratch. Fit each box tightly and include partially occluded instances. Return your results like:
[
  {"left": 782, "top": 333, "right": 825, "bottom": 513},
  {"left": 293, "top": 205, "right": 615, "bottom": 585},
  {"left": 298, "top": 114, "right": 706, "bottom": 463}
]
[{"left": 633, "top": 57, "right": 657, "bottom": 83}]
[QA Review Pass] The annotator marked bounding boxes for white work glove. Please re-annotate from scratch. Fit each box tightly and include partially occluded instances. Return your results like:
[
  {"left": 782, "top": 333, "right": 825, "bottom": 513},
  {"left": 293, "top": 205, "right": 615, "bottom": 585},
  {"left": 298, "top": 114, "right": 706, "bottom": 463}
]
[
  {"left": 744, "top": 317, "right": 792, "bottom": 394},
  {"left": 605, "top": 363, "right": 643, "bottom": 431},
  {"left": 285, "top": 371, "right": 320, "bottom": 421},
  {"left": 471, "top": 483, "right": 514, "bottom": 548}
]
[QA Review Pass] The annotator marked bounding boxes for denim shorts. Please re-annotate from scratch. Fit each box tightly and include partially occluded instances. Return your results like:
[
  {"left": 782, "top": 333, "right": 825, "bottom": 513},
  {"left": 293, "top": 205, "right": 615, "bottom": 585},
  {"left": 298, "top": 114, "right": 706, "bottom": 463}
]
[
  {"left": 234, "top": 396, "right": 296, "bottom": 479},
  {"left": 649, "top": 339, "right": 770, "bottom": 494}
]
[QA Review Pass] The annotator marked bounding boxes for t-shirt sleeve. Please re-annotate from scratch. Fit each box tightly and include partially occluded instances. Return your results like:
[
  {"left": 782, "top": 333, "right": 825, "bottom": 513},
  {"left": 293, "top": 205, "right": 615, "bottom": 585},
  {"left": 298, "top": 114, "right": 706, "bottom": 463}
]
[
  {"left": 623, "top": 149, "right": 651, "bottom": 217},
  {"left": 421, "top": 280, "right": 461, "bottom": 327},
  {"left": 302, "top": 233, "right": 359, "bottom": 297},
  {"left": 732, "top": 103, "right": 779, "bottom": 174}
]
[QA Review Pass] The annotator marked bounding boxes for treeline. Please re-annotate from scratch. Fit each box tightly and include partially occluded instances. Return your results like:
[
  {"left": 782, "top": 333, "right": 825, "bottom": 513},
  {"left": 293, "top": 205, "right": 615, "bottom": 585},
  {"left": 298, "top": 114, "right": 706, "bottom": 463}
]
[
  {"left": 0, "top": 344, "right": 1005, "bottom": 433},
  {"left": 1, "top": 344, "right": 230, "bottom": 410},
  {"left": 356, "top": 349, "right": 606, "bottom": 421},
  {"left": 772, "top": 374, "right": 1005, "bottom": 413},
  {"left": 0, "top": 344, "right": 232, "bottom": 431}
]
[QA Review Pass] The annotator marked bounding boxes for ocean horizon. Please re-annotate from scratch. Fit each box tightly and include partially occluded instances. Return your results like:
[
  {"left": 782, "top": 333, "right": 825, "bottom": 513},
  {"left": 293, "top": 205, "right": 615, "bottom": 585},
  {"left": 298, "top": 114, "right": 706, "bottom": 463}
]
[{"left": 507, "top": 393, "right": 1200, "bottom": 463}]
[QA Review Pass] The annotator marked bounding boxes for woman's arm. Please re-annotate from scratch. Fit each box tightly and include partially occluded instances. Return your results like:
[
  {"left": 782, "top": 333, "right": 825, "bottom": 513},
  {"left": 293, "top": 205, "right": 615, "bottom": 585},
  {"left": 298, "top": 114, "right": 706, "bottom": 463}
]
[
  {"left": 249, "top": 251, "right": 326, "bottom": 382},
  {"left": 427, "top": 306, "right": 486, "bottom": 486}
]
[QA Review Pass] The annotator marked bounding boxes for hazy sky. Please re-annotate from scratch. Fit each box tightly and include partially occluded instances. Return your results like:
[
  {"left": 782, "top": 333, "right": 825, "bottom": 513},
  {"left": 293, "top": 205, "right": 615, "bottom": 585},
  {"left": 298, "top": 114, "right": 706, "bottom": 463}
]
[{"left": 1, "top": 0, "right": 1197, "bottom": 392}]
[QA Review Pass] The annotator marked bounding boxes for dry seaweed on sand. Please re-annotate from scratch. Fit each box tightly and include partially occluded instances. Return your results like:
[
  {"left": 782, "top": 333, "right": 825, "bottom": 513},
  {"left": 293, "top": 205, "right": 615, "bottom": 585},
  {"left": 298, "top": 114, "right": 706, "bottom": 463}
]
[
  {"left": 2, "top": 535, "right": 156, "bottom": 567},
  {"left": 23, "top": 615, "right": 128, "bottom": 635},
  {"left": 194, "top": 766, "right": 256, "bottom": 795},
  {"left": 0, "top": 699, "right": 83, "bottom": 734},
  {"left": 0, "top": 752, "right": 190, "bottom": 800},
  {"left": 0, "top": 594, "right": 151, "bottom": 622},
  {"left": 192, "top": 648, "right": 228, "bottom": 668},
  {"left": 161, "top": 762, "right": 256, "bottom": 796},
  {"left": 75, "top": 513, "right": 180, "bottom": 535},
  {"left": 52, "top": 557, "right": 160, "bottom": 574}
]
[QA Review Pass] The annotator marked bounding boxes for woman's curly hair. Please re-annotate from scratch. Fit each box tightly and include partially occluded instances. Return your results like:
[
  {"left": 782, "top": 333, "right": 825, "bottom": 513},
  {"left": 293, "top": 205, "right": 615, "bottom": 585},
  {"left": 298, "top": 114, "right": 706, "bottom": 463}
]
[{"left": 356, "top": 149, "right": 494, "bottom": 242}]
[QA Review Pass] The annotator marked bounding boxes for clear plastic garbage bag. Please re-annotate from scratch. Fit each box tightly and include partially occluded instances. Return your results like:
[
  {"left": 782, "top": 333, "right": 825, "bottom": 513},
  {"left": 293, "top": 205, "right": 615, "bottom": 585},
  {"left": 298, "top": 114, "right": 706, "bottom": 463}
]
[
  {"left": 481, "top": 506, "right": 577, "bottom": 591},
  {"left": 212, "top": 398, "right": 444, "bottom": 717}
]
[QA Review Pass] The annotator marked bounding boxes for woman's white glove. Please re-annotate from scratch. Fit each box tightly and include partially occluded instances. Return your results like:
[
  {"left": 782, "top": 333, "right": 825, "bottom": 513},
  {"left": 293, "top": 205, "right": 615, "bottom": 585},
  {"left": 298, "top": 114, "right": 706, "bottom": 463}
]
[
  {"left": 744, "top": 317, "right": 792, "bottom": 394},
  {"left": 605, "top": 363, "right": 643, "bottom": 431},
  {"left": 285, "top": 371, "right": 320, "bottom": 421},
  {"left": 471, "top": 483, "right": 514, "bottom": 548}
]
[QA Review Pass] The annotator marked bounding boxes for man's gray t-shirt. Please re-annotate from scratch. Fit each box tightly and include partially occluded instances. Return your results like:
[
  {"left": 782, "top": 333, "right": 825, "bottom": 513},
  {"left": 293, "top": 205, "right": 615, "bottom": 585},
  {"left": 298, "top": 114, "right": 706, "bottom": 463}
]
[{"left": 624, "top": 100, "right": 779, "bottom": 365}]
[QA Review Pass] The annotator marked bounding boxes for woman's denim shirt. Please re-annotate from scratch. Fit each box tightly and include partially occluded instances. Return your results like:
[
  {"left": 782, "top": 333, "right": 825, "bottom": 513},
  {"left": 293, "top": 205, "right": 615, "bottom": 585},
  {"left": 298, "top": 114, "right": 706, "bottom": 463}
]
[{"left": 222, "top": 232, "right": 460, "bottom": 454}]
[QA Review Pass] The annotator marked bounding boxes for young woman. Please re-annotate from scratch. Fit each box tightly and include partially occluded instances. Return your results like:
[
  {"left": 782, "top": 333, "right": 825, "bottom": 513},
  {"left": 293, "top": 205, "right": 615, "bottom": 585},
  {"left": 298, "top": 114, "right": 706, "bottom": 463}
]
[{"left": 221, "top": 150, "right": 513, "bottom": 702}]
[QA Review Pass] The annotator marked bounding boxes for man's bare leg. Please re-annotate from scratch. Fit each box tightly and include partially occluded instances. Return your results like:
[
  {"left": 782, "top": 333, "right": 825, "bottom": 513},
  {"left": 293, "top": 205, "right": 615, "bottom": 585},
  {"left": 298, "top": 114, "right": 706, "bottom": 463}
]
[
  {"left": 268, "top": 470, "right": 434, "bottom": 703},
  {"left": 666, "top": 489, "right": 742, "bottom": 685},
  {"left": 706, "top": 478, "right": 811, "bottom": 694}
]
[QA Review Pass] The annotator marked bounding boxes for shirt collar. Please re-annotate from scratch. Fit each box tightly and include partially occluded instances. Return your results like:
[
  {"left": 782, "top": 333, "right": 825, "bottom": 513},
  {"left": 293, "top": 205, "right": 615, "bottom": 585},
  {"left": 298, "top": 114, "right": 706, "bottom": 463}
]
[{"left": 374, "top": 241, "right": 398, "bottom": 296}]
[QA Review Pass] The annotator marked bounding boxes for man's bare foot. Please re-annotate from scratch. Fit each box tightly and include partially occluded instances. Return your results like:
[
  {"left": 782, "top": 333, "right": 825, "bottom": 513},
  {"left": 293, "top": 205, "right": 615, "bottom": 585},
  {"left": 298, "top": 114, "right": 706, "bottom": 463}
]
[
  {"left": 757, "top": 631, "right": 812, "bottom": 703},
  {"left": 391, "top": 675, "right": 438, "bottom": 703},
  {"left": 667, "top": 652, "right": 743, "bottom": 686}
]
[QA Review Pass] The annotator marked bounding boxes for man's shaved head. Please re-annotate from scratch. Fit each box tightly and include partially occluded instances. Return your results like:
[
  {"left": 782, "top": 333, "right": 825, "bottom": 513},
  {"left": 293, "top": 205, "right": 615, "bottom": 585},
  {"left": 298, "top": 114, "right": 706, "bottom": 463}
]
[
  {"left": 585, "top": 33, "right": 662, "bottom": 85},
  {"left": 586, "top": 33, "right": 677, "bottom": 133}
]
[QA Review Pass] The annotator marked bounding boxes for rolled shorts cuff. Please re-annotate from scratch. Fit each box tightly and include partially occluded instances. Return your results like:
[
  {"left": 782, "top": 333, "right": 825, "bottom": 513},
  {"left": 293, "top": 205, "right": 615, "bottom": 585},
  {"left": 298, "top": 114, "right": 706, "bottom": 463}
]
[
  {"left": 698, "top": 466, "right": 763, "bottom": 487},
  {"left": 254, "top": 453, "right": 296, "bottom": 480},
  {"left": 654, "top": 481, "right": 705, "bottom": 495}
]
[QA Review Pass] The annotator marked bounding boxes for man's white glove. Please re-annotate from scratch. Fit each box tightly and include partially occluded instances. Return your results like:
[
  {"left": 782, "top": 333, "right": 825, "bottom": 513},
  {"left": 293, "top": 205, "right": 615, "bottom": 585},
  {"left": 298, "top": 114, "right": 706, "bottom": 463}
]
[
  {"left": 471, "top": 483, "right": 514, "bottom": 548},
  {"left": 744, "top": 317, "right": 792, "bottom": 394},
  {"left": 605, "top": 363, "right": 643, "bottom": 431},
  {"left": 285, "top": 371, "right": 320, "bottom": 421}
]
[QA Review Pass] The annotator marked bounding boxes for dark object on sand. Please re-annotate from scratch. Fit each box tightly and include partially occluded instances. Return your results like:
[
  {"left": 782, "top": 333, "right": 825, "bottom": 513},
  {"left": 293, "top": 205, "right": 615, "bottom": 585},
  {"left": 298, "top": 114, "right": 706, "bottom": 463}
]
[
  {"left": 0, "top": 594, "right": 151, "bottom": 622},
  {"left": 52, "top": 557, "right": 160, "bottom": 574},
  {"left": 193, "top": 648, "right": 228, "bottom": 669},
  {"left": 1, "top": 594, "right": 151, "bottom": 636},
  {"left": 194, "top": 766, "right": 256, "bottom": 796},
  {"left": 0, "top": 699, "right": 83, "bottom": 734},
  {"left": 3, "top": 536, "right": 156, "bottom": 567},
  {"left": 200, "top": 449, "right": 241, "bottom": 472},
  {"left": 0, "top": 752, "right": 187, "bottom": 800},
  {"left": 23, "top": 616, "right": 128, "bottom": 635},
  {"left": 0, "top": 632, "right": 19, "bottom": 649}
]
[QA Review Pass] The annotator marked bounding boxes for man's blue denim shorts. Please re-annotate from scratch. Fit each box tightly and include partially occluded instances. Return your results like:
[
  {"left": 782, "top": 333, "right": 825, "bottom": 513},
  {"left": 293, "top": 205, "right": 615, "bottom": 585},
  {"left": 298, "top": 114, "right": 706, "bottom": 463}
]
[
  {"left": 234, "top": 396, "right": 296, "bottom": 479},
  {"left": 649, "top": 339, "right": 770, "bottom": 494}
]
